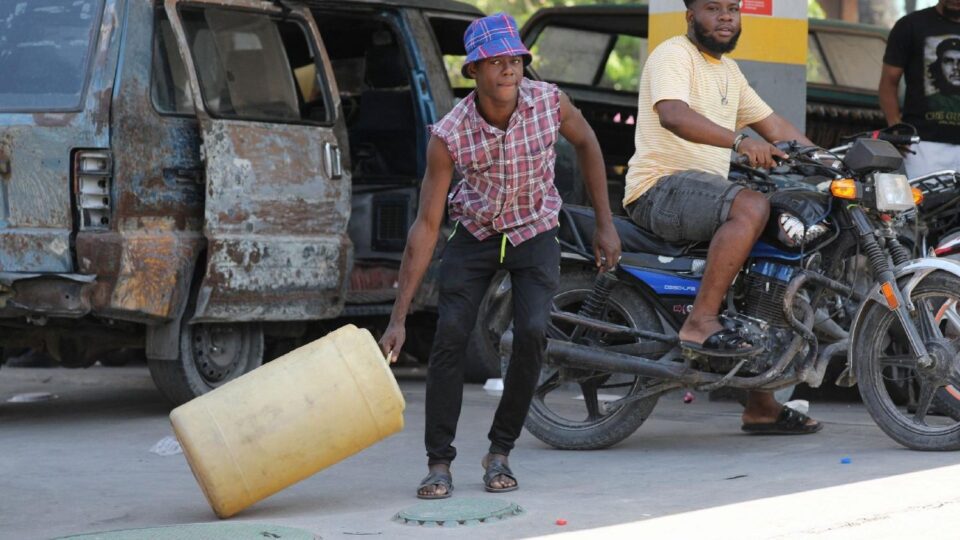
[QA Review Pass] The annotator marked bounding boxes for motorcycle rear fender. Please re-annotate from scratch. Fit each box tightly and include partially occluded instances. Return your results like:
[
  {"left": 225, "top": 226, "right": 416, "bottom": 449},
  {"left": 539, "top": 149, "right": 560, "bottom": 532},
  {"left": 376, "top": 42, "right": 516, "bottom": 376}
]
[{"left": 845, "top": 257, "right": 960, "bottom": 384}]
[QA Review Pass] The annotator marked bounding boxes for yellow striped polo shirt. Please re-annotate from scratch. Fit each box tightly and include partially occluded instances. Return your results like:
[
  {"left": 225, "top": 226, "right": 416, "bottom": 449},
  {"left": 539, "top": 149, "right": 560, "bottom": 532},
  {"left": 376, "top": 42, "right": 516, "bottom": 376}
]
[{"left": 623, "top": 35, "right": 773, "bottom": 207}]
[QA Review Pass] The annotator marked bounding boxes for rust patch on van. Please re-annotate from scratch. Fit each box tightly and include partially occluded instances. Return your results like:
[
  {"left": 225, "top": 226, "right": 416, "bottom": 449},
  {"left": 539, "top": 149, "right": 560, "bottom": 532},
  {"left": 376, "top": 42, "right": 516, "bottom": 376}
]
[
  {"left": 31, "top": 113, "right": 77, "bottom": 128},
  {"left": 77, "top": 231, "right": 203, "bottom": 321}
]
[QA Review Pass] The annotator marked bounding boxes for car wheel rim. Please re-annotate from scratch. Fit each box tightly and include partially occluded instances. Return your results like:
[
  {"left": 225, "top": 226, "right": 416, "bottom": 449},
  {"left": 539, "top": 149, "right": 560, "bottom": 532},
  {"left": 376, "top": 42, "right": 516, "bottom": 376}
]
[{"left": 192, "top": 324, "right": 245, "bottom": 385}]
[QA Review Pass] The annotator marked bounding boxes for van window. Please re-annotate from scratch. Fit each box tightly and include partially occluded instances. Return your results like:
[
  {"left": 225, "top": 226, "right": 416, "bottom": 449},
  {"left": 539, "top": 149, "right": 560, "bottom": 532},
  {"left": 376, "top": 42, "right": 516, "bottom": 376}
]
[
  {"left": 816, "top": 32, "right": 886, "bottom": 91},
  {"left": 315, "top": 14, "right": 419, "bottom": 179},
  {"left": 153, "top": 15, "right": 194, "bottom": 115},
  {"left": 807, "top": 33, "right": 834, "bottom": 85},
  {"left": 0, "top": 0, "right": 104, "bottom": 111},
  {"left": 178, "top": 7, "right": 330, "bottom": 123},
  {"left": 527, "top": 24, "right": 645, "bottom": 94},
  {"left": 530, "top": 26, "right": 611, "bottom": 87},
  {"left": 427, "top": 16, "right": 475, "bottom": 96},
  {"left": 598, "top": 34, "right": 646, "bottom": 93}
]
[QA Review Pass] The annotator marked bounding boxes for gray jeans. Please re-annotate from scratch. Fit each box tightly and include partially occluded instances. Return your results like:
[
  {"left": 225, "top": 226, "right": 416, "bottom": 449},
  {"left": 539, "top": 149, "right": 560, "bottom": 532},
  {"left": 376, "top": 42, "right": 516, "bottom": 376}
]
[{"left": 625, "top": 170, "right": 743, "bottom": 243}]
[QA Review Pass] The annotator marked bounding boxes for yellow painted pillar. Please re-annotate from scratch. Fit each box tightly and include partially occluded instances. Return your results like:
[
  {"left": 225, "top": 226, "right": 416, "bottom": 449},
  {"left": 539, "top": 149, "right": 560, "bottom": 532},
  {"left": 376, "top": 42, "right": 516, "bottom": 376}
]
[{"left": 649, "top": 0, "right": 809, "bottom": 131}]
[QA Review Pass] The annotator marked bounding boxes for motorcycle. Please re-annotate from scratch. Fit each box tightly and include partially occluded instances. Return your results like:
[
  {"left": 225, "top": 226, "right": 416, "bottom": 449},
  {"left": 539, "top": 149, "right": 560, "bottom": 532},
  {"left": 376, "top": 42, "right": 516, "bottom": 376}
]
[{"left": 478, "top": 138, "right": 960, "bottom": 451}]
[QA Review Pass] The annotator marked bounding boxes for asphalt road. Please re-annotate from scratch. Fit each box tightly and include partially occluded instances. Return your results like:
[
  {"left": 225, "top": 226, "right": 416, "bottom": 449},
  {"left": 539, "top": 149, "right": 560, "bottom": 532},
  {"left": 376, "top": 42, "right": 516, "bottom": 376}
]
[{"left": 2, "top": 365, "right": 959, "bottom": 539}]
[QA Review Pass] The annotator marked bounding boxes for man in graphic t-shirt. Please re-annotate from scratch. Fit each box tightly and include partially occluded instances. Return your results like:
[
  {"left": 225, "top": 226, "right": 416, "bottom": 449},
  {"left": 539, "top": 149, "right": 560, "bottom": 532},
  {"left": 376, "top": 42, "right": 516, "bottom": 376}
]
[{"left": 880, "top": 0, "right": 960, "bottom": 177}]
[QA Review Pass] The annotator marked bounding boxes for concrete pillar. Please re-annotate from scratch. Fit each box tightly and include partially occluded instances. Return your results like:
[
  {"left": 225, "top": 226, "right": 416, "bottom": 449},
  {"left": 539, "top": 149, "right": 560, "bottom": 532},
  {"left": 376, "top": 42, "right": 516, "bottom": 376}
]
[{"left": 649, "top": 0, "right": 808, "bottom": 131}]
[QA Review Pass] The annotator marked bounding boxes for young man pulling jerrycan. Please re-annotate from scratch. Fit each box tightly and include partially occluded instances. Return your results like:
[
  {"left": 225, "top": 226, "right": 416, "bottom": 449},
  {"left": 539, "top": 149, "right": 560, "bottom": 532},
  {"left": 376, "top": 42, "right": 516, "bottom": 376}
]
[{"left": 378, "top": 13, "right": 621, "bottom": 499}]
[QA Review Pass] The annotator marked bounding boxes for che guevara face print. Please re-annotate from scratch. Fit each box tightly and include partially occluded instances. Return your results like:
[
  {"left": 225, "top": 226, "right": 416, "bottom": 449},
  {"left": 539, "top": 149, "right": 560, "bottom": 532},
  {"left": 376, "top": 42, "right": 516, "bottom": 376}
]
[{"left": 924, "top": 35, "right": 960, "bottom": 125}]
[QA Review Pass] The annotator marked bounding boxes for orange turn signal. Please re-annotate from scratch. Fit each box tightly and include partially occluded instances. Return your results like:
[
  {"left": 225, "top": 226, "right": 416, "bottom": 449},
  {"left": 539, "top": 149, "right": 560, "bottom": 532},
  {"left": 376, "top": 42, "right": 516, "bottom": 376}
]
[
  {"left": 831, "top": 179, "right": 859, "bottom": 200},
  {"left": 912, "top": 187, "right": 924, "bottom": 206},
  {"left": 880, "top": 282, "right": 900, "bottom": 310}
]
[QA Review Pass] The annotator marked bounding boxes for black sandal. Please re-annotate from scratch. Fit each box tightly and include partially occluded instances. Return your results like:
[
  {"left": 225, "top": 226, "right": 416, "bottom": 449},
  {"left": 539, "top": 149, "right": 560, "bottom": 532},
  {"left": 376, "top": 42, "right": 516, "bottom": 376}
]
[
  {"left": 742, "top": 406, "right": 823, "bottom": 435},
  {"left": 416, "top": 470, "right": 454, "bottom": 500},
  {"left": 681, "top": 328, "right": 763, "bottom": 358},
  {"left": 482, "top": 455, "right": 518, "bottom": 493}
]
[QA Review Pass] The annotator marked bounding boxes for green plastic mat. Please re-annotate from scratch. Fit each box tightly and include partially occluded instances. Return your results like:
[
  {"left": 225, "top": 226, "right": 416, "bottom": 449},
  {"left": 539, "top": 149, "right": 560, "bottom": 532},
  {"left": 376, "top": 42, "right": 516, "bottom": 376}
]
[{"left": 57, "top": 523, "right": 316, "bottom": 540}]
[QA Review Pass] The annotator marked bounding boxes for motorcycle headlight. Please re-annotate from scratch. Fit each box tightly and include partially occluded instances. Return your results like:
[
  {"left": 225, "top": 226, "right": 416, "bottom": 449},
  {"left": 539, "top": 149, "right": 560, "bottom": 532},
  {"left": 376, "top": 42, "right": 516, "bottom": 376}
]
[
  {"left": 778, "top": 213, "right": 830, "bottom": 247},
  {"left": 875, "top": 173, "right": 915, "bottom": 212}
]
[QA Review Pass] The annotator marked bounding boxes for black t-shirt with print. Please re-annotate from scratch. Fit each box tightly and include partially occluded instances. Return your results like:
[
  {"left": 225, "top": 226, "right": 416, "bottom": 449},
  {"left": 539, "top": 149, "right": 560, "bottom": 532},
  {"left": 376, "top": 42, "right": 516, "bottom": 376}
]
[{"left": 884, "top": 7, "right": 960, "bottom": 144}]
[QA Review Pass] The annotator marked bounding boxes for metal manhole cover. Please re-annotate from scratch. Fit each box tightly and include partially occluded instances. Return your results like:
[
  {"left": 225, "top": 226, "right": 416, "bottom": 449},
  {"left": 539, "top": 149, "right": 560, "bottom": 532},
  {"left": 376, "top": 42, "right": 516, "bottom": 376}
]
[
  {"left": 56, "top": 523, "right": 317, "bottom": 539},
  {"left": 394, "top": 498, "right": 524, "bottom": 527}
]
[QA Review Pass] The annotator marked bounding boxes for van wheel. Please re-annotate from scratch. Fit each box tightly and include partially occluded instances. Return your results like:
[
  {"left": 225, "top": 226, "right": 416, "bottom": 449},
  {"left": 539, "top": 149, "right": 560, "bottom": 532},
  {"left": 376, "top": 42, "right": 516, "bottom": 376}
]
[{"left": 149, "top": 322, "right": 264, "bottom": 406}]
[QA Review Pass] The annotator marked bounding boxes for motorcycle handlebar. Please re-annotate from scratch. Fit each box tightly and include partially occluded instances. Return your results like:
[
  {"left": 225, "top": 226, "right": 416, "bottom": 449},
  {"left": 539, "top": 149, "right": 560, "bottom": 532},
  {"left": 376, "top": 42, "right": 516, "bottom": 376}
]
[
  {"left": 733, "top": 153, "right": 751, "bottom": 166},
  {"left": 872, "top": 132, "right": 920, "bottom": 146},
  {"left": 731, "top": 151, "right": 787, "bottom": 168},
  {"left": 840, "top": 125, "right": 920, "bottom": 147}
]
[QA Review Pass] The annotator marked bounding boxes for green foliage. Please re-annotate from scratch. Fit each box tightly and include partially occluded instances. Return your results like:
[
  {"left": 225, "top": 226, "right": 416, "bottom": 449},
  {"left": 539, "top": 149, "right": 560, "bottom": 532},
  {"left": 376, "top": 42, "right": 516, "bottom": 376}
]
[
  {"left": 600, "top": 35, "right": 644, "bottom": 92},
  {"left": 808, "top": 0, "right": 826, "bottom": 19},
  {"left": 472, "top": 0, "right": 634, "bottom": 25},
  {"left": 444, "top": 55, "right": 475, "bottom": 90}
]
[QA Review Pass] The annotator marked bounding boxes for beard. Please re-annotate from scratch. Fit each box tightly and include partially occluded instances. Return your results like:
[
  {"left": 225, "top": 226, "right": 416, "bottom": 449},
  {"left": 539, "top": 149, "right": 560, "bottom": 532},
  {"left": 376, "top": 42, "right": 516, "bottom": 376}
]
[{"left": 692, "top": 18, "right": 742, "bottom": 55}]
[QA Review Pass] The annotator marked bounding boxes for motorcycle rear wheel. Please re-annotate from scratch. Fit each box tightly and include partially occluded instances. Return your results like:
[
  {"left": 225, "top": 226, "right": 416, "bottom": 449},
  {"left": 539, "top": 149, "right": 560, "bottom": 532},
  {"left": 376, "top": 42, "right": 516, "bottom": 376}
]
[{"left": 506, "top": 270, "right": 670, "bottom": 450}]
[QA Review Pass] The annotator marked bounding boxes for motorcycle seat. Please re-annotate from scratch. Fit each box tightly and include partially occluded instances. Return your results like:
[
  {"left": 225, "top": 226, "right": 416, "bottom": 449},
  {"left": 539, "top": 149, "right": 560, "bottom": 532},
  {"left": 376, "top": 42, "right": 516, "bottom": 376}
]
[{"left": 558, "top": 205, "right": 700, "bottom": 258}]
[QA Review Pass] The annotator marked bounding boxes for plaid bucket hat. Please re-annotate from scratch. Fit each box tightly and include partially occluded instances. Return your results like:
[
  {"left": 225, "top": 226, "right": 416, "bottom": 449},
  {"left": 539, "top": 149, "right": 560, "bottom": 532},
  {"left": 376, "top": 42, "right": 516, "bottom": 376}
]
[{"left": 461, "top": 13, "right": 532, "bottom": 78}]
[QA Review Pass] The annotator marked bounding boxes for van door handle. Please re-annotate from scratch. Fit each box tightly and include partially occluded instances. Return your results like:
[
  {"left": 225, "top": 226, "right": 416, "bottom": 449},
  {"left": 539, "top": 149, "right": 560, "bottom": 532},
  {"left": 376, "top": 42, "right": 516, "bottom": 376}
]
[
  {"left": 324, "top": 143, "right": 342, "bottom": 180},
  {"left": 165, "top": 167, "right": 204, "bottom": 184}
]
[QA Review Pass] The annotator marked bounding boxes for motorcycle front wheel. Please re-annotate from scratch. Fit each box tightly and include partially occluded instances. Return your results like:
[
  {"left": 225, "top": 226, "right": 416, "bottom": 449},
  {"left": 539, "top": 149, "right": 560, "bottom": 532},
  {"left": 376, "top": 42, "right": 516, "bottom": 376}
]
[
  {"left": 504, "top": 270, "right": 671, "bottom": 450},
  {"left": 855, "top": 271, "right": 960, "bottom": 450}
]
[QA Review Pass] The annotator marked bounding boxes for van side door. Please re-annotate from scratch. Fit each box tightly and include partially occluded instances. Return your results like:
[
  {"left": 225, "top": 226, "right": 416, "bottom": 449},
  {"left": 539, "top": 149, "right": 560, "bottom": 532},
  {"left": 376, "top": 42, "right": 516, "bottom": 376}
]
[{"left": 163, "top": 0, "right": 351, "bottom": 322}]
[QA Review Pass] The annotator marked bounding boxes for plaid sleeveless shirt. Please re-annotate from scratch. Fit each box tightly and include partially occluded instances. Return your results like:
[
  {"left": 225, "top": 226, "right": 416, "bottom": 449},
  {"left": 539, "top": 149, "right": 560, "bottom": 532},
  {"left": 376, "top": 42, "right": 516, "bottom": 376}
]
[{"left": 429, "top": 78, "right": 563, "bottom": 246}]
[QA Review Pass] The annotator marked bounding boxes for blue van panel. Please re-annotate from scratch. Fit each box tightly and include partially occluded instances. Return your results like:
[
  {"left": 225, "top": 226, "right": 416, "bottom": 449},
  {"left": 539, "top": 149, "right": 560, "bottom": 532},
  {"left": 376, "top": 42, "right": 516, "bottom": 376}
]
[
  {"left": 0, "top": 0, "right": 121, "bottom": 273},
  {"left": 622, "top": 266, "right": 700, "bottom": 297}
]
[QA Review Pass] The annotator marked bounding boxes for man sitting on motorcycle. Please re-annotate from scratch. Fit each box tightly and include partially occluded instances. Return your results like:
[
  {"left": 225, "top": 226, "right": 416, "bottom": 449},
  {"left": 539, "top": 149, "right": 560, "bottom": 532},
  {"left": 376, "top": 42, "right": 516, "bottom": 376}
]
[{"left": 624, "top": 0, "right": 820, "bottom": 433}]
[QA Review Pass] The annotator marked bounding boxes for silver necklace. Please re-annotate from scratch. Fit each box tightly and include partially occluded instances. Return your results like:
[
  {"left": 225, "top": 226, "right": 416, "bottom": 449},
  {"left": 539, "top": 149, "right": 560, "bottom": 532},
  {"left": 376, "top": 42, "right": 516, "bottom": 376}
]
[{"left": 717, "top": 69, "right": 729, "bottom": 105}]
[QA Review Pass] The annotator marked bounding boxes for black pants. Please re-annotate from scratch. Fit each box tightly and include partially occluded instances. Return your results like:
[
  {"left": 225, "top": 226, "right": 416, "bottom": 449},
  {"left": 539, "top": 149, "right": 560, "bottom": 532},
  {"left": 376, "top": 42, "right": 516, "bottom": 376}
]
[{"left": 425, "top": 226, "right": 560, "bottom": 465}]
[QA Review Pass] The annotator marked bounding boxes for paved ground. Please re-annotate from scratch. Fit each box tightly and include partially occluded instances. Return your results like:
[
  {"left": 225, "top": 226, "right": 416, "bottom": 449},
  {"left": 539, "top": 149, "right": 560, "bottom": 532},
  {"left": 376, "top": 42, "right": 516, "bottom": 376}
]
[{"left": 2, "top": 365, "right": 960, "bottom": 539}]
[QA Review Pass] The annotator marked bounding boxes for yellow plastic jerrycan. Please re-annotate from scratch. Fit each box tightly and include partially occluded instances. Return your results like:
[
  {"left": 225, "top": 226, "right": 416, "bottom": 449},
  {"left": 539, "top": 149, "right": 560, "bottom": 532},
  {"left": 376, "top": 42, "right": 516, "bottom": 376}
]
[{"left": 170, "top": 324, "right": 405, "bottom": 518}]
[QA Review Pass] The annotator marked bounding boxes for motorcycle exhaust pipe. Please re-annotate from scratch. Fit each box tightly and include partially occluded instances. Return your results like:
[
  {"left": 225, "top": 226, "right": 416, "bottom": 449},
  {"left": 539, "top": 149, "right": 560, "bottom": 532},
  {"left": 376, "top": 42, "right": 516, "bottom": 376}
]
[
  {"left": 500, "top": 329, "right": 712, "bottom": 385},
  {"left": 545, "top": 340, "right": 709, "bottom": 384},
  {"left": 500, "top": 330, "right": 696, "bottom": 386}
]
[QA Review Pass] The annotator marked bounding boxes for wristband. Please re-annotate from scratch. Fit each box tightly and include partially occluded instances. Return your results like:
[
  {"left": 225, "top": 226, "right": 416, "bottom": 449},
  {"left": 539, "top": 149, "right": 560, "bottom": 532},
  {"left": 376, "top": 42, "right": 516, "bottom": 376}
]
[{"left": 733, "top": 133, "right": 749, "bottom": 153}]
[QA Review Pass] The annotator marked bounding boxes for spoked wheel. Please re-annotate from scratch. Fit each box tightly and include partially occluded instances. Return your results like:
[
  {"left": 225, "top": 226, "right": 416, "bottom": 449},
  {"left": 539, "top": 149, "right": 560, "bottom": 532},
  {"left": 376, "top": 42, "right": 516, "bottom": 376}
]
[
  {"left": 928, "top": 298, "right": 960, "bottom": 418},
  {"left": 856, "top": 271, "right": 960, "bottom": 450},
  {"left": 504, "top": 271, "right": 673, "bottom": 450}
]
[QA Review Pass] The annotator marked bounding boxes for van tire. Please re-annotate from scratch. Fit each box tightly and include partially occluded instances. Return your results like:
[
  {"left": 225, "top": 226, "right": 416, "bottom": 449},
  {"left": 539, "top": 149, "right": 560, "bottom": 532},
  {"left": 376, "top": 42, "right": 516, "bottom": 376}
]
[{"left": 149, "top": 321, "right": 264, "bottom": 406}]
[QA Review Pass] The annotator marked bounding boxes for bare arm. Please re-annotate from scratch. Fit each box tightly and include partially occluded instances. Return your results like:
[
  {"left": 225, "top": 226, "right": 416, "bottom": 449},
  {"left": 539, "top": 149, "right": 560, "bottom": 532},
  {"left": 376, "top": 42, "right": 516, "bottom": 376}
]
[
  {"left": 656, "top": 99, "right": 739, "bottom": 148},
  {"left": 656, "top": 100, "right": 785, "bottom": 168},
  {"left": 879, "top": 63, "right": 904, "bottom": 127},
  {"left": 749, "top": 112, "right": 815, "bottom": 147},
  {"left": 379, "top": 136, "right": 453, "bottom": 361},
  {"left": 557, "top": 92, "right": 620, "bottom": 270}
]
